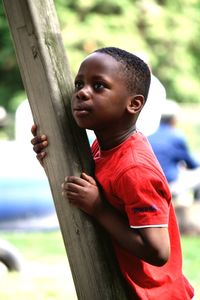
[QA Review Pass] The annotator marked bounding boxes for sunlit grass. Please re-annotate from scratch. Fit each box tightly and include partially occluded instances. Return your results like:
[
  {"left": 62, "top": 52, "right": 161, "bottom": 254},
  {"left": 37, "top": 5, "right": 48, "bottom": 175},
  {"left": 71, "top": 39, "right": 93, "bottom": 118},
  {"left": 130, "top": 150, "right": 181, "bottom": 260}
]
[
  {"left": 181, "top": 235, "right": 200, "bottom": 299},
  {"left": 0, "top": 231, "right": 199, "bottom": 299},
  {"left": 0, "top": 231, "right": 77, "bottom": 300}
]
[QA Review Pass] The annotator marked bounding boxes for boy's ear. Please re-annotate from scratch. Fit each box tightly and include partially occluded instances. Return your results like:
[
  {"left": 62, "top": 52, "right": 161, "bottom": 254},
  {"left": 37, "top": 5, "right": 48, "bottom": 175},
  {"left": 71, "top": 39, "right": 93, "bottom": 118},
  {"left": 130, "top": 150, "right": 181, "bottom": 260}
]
[{"left": 127, "top": 95, "right": 145, "bottom": 114}]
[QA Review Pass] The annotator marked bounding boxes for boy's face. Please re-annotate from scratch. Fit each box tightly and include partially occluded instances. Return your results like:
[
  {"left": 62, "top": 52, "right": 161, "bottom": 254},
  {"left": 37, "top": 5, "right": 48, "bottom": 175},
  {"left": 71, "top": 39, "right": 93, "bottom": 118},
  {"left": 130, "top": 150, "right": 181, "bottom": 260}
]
[{"left": 71, "top": 52, "right": 132, "bottom": 131}]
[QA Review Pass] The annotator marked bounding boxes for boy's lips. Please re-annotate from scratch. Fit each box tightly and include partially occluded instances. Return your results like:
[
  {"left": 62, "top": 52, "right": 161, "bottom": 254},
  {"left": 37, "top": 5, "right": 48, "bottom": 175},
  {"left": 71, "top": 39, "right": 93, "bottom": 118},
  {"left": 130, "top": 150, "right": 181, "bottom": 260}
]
[{"left": 73, "top": 106, "right": 91, "bottom": 117}]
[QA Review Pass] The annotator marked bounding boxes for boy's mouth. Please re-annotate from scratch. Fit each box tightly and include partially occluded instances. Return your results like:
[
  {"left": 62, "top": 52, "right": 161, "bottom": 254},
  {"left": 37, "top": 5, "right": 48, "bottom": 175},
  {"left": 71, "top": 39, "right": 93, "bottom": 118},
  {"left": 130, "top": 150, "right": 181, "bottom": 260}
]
[{"left": 73, "top": 106, "right": 91, "bottom": 117}]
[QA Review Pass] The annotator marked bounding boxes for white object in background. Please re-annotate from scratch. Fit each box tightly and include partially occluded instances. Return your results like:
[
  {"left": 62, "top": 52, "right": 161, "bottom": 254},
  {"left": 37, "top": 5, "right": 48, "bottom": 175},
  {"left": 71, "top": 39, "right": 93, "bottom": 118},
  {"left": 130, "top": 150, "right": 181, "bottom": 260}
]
[
  {"left": 0, "top": 106, "right": 7, "bottom": 126},
  {"left": 15, "top": 99, "right": 96, "bottom": 145},
  {"left": 137, "top": 74, "right": 166, "bottom": 136},
  {"left": 15, "top": 99, "right": 33, "bottom": 142}
]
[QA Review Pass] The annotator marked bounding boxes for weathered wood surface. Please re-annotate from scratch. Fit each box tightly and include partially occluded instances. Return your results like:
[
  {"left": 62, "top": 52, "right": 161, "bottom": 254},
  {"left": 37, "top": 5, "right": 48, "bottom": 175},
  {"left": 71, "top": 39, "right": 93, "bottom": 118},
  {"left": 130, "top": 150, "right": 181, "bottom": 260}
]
[{"left": 2, "top": 0, "right": 129, "bottom": 299}]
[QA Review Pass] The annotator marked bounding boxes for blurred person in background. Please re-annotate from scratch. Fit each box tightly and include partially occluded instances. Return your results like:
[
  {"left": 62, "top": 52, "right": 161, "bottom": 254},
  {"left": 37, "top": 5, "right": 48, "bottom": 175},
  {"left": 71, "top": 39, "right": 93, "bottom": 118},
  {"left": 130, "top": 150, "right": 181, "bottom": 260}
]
[{"left": 148, "top": 99, "right": 200, "bottom": 203}]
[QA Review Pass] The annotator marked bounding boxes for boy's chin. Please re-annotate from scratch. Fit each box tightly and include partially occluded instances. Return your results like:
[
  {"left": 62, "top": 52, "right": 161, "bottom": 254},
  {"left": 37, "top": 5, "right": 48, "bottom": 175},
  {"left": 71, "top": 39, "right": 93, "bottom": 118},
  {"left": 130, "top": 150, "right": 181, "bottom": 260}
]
[{"left": 75, "top": 121, "right": 92, "bottom": 130}]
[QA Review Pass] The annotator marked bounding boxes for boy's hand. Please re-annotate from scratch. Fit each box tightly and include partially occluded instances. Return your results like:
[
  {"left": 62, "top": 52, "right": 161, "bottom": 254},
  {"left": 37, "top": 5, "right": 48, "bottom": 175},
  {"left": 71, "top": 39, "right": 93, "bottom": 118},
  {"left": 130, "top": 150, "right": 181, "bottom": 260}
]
[
  {"left": 62, "top": 172, "right": 104, "bottom": 217},
  {"left": 31, "top": 124, "right": 48, "bottom": 166}
]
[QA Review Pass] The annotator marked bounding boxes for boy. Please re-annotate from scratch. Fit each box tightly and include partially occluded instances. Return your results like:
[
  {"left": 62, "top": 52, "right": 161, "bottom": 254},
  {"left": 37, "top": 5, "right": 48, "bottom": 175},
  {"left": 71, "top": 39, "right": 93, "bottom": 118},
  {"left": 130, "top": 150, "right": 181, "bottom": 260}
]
[{"left": 31, "top": 47, "right": 194, "bottom": 299}]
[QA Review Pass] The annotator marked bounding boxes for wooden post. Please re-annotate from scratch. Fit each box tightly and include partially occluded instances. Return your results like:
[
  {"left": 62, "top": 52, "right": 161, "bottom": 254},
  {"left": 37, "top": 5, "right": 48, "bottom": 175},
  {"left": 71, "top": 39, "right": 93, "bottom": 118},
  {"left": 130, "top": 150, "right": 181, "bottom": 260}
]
[{"left": 2, "top": 1, "right": 129, "bottom": 299}]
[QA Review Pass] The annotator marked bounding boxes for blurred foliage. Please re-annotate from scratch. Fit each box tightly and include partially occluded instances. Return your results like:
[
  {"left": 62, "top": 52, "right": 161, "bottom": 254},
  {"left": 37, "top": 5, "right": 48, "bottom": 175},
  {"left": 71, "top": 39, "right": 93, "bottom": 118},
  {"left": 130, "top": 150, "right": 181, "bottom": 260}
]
[{"left": 0, "top": 0, "right": 200, "bottom": 115}]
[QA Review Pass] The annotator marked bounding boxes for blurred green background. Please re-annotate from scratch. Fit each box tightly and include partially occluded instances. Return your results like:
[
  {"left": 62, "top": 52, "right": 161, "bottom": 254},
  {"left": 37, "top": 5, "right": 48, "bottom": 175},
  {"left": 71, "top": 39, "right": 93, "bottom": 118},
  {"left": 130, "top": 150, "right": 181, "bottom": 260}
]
[
  {"left": 0, "top": 1, "right": 200, "bottom": 299},
  {"left": 1, "top": 0, "right": 200, "bottom": 109},
  {"left": 1, "top": 0, "right": 200, "bottom": 139}
]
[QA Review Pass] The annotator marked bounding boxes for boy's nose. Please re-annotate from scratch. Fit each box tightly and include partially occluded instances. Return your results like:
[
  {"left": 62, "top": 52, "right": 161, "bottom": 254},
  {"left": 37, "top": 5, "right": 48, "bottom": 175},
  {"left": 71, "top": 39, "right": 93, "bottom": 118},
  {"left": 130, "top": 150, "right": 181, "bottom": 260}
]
[{"left": 76, "top": 87, "right": 90, "bottom": 101}]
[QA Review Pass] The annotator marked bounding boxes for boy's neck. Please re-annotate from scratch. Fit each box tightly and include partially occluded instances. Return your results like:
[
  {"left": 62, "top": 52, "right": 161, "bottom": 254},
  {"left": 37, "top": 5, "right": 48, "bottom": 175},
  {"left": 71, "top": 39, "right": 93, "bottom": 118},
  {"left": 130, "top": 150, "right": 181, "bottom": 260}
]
[{"left": 95, "top": 125, "right": 137, "bottom": 150}]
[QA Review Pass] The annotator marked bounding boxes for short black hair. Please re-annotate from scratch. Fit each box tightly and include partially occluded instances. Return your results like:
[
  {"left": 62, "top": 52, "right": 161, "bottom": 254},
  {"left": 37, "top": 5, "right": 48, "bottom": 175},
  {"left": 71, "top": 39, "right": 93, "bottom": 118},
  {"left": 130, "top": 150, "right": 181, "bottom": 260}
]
[{"left": 94, "top": 47, "right": 151, "bottom": 101}]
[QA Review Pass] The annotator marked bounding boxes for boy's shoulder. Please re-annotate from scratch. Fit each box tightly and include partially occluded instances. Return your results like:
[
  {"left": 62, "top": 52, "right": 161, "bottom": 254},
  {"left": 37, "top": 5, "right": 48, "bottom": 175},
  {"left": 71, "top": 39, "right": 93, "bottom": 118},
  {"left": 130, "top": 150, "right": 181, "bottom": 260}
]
[{"left": 92, "top": 132, "right": 159, "bottom": 170}]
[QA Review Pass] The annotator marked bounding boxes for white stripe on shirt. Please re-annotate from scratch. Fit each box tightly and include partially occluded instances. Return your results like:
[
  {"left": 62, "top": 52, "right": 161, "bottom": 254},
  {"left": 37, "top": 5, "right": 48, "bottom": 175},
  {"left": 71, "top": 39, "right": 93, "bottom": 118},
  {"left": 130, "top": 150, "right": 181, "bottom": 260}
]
[{"left": 131, "top": 224, "right": 168, "bottom": 229}]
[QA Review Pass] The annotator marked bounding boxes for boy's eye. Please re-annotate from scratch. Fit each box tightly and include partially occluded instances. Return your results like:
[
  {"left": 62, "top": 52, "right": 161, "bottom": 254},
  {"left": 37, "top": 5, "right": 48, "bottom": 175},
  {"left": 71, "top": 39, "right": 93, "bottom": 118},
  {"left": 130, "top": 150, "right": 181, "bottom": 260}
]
[
  {"left": 93, "top": 82, "right": 104, "bottom": 90},
  {"left": 74, "top": 80, "right": 83, "bottom": 91}
]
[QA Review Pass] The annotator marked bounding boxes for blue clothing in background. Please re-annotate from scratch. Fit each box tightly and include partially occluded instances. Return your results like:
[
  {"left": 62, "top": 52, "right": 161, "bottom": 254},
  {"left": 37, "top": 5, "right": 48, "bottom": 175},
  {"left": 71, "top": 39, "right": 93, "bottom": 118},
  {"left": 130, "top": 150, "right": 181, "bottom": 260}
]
[{"left": 148, "top": 124, "right": 199, "bottom": 183}]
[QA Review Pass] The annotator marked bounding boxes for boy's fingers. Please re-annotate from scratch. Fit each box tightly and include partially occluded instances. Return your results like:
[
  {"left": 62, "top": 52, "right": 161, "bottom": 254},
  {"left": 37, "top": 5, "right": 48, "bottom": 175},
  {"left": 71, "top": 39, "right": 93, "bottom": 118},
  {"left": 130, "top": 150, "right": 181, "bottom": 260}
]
[
  {"left": 31, "top": 135, "right": 47, "bottom": 146},
  {"left": 64, "top": 176, "right": 88, "bottom": 187},
  {"left": 31, "top": 124, "right": 37, "bottom": 136},
  {"left": 81, "top": 172, "right": 96, "bottom": 185},
  {"left": 36, "top": 152, "right": 46, "bottom": 165},
  {"left": 33, "top": 141, "right": 48, "bottom": 153},
  {"left": 31, "top": 136, "right": 38, "bottom": 145}
]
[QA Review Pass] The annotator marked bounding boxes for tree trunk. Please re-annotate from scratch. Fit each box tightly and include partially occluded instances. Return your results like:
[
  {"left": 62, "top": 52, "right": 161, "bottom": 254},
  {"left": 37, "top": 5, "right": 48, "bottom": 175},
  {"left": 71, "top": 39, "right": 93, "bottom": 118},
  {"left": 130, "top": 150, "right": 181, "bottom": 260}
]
[{"left": 2, "top": 0, "right": 129, "bottom": 299}]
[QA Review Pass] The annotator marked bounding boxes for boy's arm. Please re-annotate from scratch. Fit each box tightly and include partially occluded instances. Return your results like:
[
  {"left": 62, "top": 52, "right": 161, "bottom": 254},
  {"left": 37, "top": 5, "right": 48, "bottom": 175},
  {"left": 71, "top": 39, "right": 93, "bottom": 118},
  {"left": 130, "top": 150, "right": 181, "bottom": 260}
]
[
  {"left": 62, "top": 173, "right": 170, "bottom": 267},
  {"left": 31, "top": 125, "right": 170, "bottom": 267}
]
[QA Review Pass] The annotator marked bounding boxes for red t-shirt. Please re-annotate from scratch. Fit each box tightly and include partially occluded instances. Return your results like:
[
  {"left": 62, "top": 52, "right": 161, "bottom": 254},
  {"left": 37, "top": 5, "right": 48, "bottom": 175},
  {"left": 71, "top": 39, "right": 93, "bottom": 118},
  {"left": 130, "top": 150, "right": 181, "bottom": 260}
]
[{"left": 92, "top": 132, "right": 194, "bottom": 300}]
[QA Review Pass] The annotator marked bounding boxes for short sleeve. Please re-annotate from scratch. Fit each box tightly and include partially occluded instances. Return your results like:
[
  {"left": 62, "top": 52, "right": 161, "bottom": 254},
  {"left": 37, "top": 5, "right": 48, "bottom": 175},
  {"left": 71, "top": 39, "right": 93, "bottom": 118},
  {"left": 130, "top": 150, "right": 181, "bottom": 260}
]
[{"left": 113, "top": 166, "right": 171, "bottom": 228}]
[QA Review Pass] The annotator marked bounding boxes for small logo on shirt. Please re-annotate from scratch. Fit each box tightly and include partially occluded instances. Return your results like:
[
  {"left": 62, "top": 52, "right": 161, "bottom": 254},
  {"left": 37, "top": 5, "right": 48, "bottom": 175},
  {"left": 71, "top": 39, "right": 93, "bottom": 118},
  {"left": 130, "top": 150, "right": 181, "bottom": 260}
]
[{"left": 133, "top": 205, "right": 158, "bottom": 214}]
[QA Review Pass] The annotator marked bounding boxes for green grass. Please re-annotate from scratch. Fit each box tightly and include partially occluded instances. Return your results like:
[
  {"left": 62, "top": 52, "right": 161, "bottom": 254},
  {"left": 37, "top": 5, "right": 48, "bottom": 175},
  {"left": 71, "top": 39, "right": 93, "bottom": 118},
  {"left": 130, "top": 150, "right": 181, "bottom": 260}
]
[
  {"left": 0, "top": 231, "right": 199, "bottom": 299},
  {"left": 181, "top": 235, "right": 200, "bottom": 299},
  {"left": 0, "top": 231, "right": 77, "bottom": 300}
]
